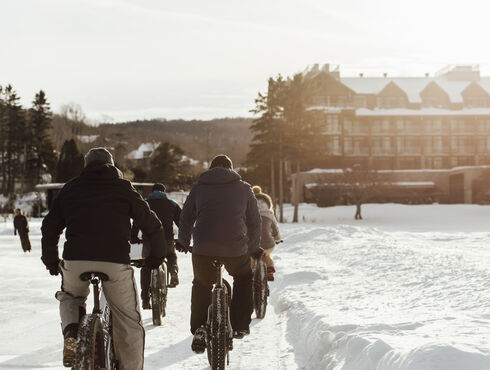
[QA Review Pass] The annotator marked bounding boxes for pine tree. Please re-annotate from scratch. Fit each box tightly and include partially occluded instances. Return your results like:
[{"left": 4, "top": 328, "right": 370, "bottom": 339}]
[
  {"left": 56, "top": 139, "right": 84, "bottom": 182},
  {"left": 27, "top": 90, "right": 56, "bottom": 186},
  {"left": 148, "top": 142, "right": 192, "bottom": 188},
  {"left": 1, "top": 85, "right": 27, "bottom": 195}
]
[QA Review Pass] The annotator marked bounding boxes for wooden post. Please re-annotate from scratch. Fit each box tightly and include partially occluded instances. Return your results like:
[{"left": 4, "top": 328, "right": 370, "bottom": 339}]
[
  {"left": 293, "top": 161, "right": 300, "bottom": 222},
  {"left": 279, "top": 132, "right": 284, "bottom": 223},
  {"left": 270, "top": 157, "right": 276, "bottom": 216}
]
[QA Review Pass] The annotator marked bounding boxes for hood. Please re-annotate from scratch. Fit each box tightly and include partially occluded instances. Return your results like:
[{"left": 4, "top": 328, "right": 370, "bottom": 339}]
[
  {"left": 81, "top": 163, "right": 123, "bottom": 180},
  {"left": 198, "top": 167, "right": 241, "bottom": 185},
  {"left": 147, "top": 190, "right": 167, "bottom": 200}
]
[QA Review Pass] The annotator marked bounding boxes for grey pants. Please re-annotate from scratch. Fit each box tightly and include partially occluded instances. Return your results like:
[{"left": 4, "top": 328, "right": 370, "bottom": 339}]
[{"left": 57, "top": 260, "right": 144, "bottom": 370}]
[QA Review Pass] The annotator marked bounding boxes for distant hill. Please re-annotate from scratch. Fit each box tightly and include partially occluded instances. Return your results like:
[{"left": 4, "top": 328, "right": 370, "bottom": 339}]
[{"left": 49, "top": 117, "right": 254, "bottom": 167}]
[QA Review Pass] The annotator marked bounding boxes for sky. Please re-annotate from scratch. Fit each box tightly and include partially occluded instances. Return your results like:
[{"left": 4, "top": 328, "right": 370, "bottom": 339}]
[{"left": 2, "top": 0, "right": 490, "bottom": 123}]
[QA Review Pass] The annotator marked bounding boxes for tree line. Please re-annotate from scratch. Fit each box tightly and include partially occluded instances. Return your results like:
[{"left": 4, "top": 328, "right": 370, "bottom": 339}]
[
  {"left": 0, "top": 85, "right": 56, "bottom": 196},
  {"left": 245, "top": 73, "right": 327, "bottom": 222}
]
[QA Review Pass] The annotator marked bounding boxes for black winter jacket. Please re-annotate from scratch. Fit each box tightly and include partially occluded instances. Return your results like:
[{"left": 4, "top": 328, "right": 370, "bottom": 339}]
[
  {"left": 131, "top": 190, "right": 181, "bottom": 241},
  {"left": 14, "top": 214, "right": 29, "bottom": 234},
  {"left": 178, "top": 167, "right": 261, "bottom": 258},
  {"left": 41, "top": 163, "right": 166, "bottom": 266}
]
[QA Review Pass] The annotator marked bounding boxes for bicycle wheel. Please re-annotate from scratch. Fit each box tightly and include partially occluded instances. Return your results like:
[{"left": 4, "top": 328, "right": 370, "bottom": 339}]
[
  {"left": 151, "top": 265, "right": 166, "bottom": 325},
  {"left": 75, "top": 314, "right": 106, "bottom": 370},
  {"left": 102, "top": 304, "right": 117, "bottom": 369},
  {"left": 253, "top": 259, "right": 268, "bottom": 319},
  {"left": 207, "top": 287, "right": 228, "bottom": 370}
]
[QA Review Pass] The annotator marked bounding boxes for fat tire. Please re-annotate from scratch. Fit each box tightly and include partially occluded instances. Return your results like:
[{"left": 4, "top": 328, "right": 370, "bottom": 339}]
[
  {"left": 253, "top": 260, "right": 268, "bottom": 319},
  {"left": 151, "top": 265, "right": 167, "bottom": 326},
  {"left": 102, "top": 304, "right": 117, "bottom": 369},
  {"left": 75, "top": 314, "right": 106, "bottom": 370},
  {"left": 208, "top": 287, "right": 227, "bottom": 370}
]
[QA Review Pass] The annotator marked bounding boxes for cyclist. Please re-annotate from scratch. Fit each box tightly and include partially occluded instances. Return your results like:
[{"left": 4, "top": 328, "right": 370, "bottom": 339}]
[
  {"left": 131, "top": 183, "right": 181, "bottom": 310},
  {"left": 251, "top": 186, "right": 282, "bottom": 281},
  {"left": 41, "top": 147, "right": 166, "bottom": 370},
  {"left": 175, "top": 154, "right": 262, "bottom": 353}
]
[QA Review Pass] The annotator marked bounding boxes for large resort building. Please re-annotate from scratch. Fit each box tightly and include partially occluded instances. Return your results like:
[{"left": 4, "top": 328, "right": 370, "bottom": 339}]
[
  {"left": 305, "top": 64, "right": 490, "bottom": 170},
  {"left": 295, "top": 64, "right": 490, "bottom": 204}
]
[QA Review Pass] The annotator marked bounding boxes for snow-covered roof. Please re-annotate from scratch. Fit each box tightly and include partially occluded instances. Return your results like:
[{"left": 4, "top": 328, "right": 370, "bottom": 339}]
[
  {"left": 355, "top": 108, "right": 490, "bottom": 116},
  {"left": 391, "top": 181, "right": 435, "bottom": 188},
  {"left": 76, "top": 135, "right": 99, "bottom": 144},
  {"left": 340, "top": 76, "right": 490, "bottom": 104},
  {"left": 126, "top": 142, "right": 160, "bottom": 160}
]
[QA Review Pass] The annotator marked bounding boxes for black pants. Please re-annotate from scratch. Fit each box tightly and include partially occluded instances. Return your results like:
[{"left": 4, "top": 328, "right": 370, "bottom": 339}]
[
  {"left": 18, "top": 231, "right": 31, "bottom": 252},
  {"left": 140, "top": 243, "right": 178, "bottom": 301},
  {"left": 190, "top": 253, "right": 253, "bottom": 334}
]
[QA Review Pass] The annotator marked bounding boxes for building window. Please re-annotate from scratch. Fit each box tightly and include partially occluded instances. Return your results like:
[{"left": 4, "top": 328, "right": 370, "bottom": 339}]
[
  {"left": 382, "top": 137, "right": 392, "bottom": 153},
  {"left": 382, "top": 120, "right": 391, "bottom": 133},
  {"left": 396, "top": 120, "right": 404, "bottom": 132},
  {"left": 344, "top": 119, "right": 352, "bottom": 134},
  {"left": 354, "top": 96, "right": 367, "bottom": 108},
  {"left": 433, "top": 157, "right": 443, "bottom": 169},
  {"left": 478, "top": 137, "right": 487, "bottom": 153},
  {"left": 344, "top": 137, "right": 353, "bottom": 154}
]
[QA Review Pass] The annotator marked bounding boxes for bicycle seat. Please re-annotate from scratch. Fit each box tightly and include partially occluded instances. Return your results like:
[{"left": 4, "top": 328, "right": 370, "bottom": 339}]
[{"left": 80, "top": 272, "right": 109, "bottom": 282}]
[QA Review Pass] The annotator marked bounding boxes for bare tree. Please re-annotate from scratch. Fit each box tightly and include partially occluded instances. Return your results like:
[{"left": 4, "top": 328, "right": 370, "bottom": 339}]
[{"left": 60, "top": 103, "right": 86, "bottom": 137}]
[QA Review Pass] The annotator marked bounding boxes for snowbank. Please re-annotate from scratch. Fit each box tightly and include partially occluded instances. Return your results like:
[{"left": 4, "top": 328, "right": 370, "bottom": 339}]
[
  {"left": 270, "top": 203, "right": 490, "bottom": 369},
  {"left": 282, "top": 203, "right": 490, "bottom": 232}
]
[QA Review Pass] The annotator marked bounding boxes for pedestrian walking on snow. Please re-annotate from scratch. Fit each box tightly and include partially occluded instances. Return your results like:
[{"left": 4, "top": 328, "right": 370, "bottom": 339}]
[
  {"left": 251, "top": 186, "right": 281, "bottom": 281},
  {"left": 14, "top": 209, "right": 31, "bottom": 252}
]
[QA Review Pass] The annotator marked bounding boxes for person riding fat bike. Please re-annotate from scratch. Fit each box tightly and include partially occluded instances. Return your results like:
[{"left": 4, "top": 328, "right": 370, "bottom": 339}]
[
  {"left": 131, "top": 182, "right": 182, "bottom": 309},
  {"left": 175, "top": 154, "right": 262, "bottom": 353},
  {"left": 41, "top": 147, "right": 166, "bottom": 370}
]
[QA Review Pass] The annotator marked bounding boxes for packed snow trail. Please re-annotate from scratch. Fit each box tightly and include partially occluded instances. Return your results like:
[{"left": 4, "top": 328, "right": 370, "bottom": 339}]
[
  {"left": 1, "top": 204, "right": 490, "bottom": 369},
  {"left": 0, "top": 219, "right": 296, "bottom": 369}
]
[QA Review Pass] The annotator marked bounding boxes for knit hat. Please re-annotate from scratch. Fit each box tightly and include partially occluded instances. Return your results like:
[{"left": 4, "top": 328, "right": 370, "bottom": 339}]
[
  {"left": 252, "top": 185, "right": 262, "bottom": 195},
  {"left": 210, "top": 154, "right": 233, "bottom": 169},
  {"left": 152, "top": 183, "right": 166, "bottom": 192},
  {"left": 84, "top": 147, "right": 114, "bottom": 167}
]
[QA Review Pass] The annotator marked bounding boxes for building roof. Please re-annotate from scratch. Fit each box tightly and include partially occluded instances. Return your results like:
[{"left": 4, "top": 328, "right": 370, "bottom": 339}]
[
  {"left": 126, "top": 142, "right": 160, "bottom": 160},
  {"left": 340, "top": 76, "right": 490, "bottom": 104},
  {"left": 355, "top": 108, "right": 490, "bottom": 116}
]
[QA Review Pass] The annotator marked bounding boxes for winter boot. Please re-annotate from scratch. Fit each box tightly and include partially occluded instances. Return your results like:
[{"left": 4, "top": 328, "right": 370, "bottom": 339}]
[
  {"left": 267, "top": 266, "right": 275, "bottom": 281},
  {"left": 62, "top": 323, "right": 79, "bottom": 367},
  {"left": 142, "top": 296, "right": 151, "bottom": 310},
  {"left": 191, "top": 326, "right": 207, "bottom": 354},
  {"left": 233, "top": 328, "right": 250, "bottom": 339},
  {"left": 168, "top": 266, "right": 179, "bottom": 288}
]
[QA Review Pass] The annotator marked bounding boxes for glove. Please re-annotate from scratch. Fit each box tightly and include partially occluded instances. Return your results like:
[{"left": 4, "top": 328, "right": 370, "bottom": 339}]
[
  {"left": 146, "top": 257, "right": 163, "bottom": 269},
  {"left": 251, "top": 247, "right": 264, "bottom": 260},
  {"left": 175, "top": 240, "right": 190, "bottom": 253},
  {"left": 275, "top": 239, "right": 283, "bottom": 245},
  {"left": 45, "top": 260, "right": 60, "bottom": 276}
]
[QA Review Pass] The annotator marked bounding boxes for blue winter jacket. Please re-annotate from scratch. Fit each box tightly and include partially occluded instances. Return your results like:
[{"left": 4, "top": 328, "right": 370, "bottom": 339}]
[{"left": 178, "top": 167, "right": 261, "bottom": 257}]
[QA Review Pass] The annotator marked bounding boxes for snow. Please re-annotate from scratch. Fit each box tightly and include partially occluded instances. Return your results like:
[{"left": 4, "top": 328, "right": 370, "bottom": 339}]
[
  {"left": 126, "top": 142, "right": 160, "bottom": 160},
  {"left": 356, "top": 108, "right": 490, "bottom": 116},
  {"left": 1, "top": 203, "right": 490, "bottom": 369},
  {"left": 76, "top": 135, "right": 99, "bottom": 143},
  {"left": 341, "top": 76, "right": 490, "bottom": 104}
]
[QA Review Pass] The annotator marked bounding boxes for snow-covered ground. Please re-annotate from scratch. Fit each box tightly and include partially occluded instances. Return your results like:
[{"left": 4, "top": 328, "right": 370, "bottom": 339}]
[{"left": 1, "top": 204, "right": 490, "bottom": 369}]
